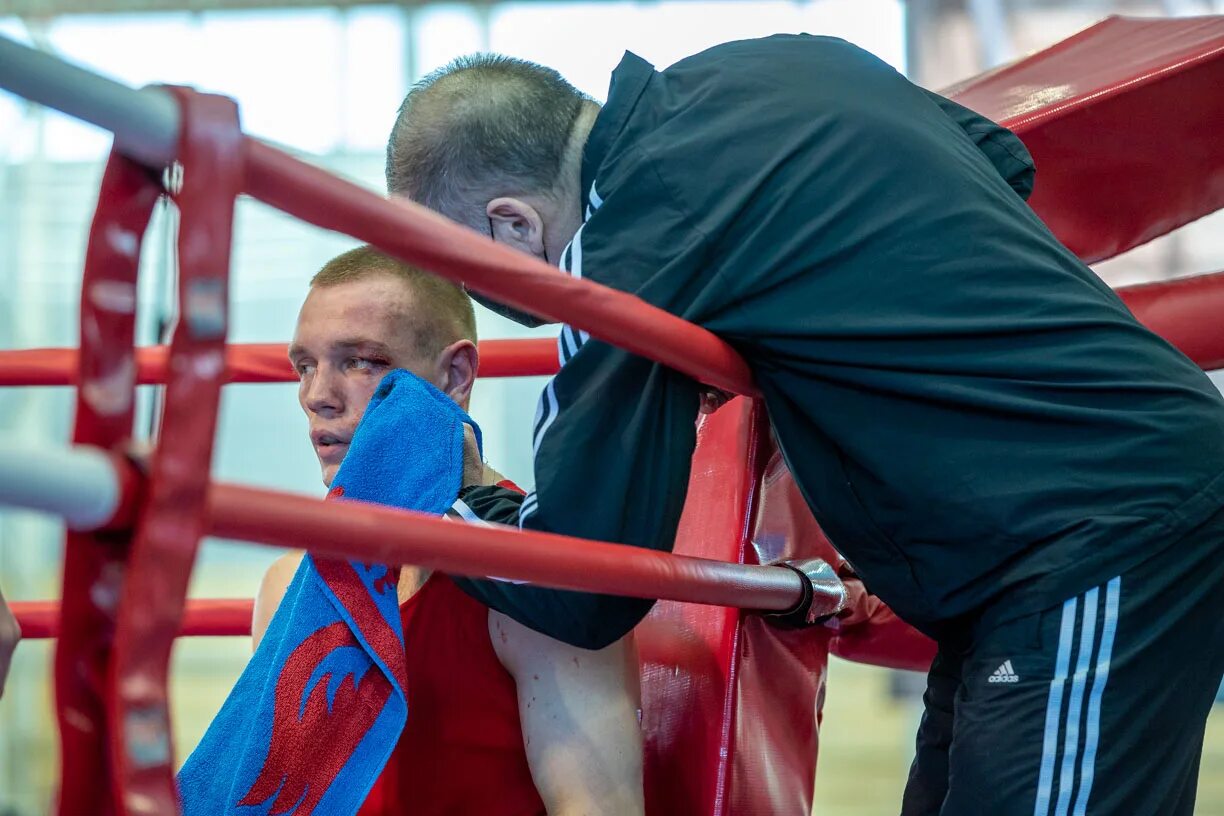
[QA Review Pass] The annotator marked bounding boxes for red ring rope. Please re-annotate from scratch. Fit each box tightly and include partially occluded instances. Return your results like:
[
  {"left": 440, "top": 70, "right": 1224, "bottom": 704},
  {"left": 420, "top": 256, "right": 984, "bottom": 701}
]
[
  {"left": 0, "top": 338, "right": 559, "bottom": 386},
  {"left": 12, "top": 599, "right": 253, "bottom": 639},
  {"left": 68, "top": 455, "right": 809, "bottom": 615},
  {"left": 1, "top": 274, "right": 1221, "bottom": 388},
  {"left": 241, "top": 142, "right": 759, "bottom": 397},
  {"left": 1109, "top": 271, "right": 1224, "bottom": 371}
]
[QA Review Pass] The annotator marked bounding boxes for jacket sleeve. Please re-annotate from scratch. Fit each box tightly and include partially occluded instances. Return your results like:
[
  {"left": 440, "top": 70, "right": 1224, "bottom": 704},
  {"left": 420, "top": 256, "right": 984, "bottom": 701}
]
[
  {"left": 923, "top": 89, "right": 1036, "bottom": 201},
  {"left": 451, "top": 151, "right": 708, "bottom": 649}
]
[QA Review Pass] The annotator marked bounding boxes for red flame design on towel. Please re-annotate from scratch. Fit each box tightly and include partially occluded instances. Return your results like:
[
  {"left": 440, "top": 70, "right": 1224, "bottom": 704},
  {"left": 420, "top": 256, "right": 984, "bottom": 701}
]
[
  {"left": 238, "top": 621, "right": 392, "bottom": 814},
  {"left": 239, "top": 486, "right": 407, "bottom": 815}
]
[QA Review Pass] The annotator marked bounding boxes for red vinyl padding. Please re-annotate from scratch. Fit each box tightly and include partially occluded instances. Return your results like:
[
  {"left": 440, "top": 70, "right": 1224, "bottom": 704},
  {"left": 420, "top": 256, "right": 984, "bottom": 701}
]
[
  {"left": 638, "top": 399, "right": 765, "bottom": 814},
  {"left": 946, "top": 15, "right": 1224, "bottom": 263},
  {"left": 639, "top": 400, "right": 935, "bottom": 816}
]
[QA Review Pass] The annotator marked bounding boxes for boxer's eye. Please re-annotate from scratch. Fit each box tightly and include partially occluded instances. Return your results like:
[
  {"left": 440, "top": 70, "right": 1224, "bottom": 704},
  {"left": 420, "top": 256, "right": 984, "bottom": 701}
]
[{"left": 346, "top": 356, "right": 387, "bottom": 372}]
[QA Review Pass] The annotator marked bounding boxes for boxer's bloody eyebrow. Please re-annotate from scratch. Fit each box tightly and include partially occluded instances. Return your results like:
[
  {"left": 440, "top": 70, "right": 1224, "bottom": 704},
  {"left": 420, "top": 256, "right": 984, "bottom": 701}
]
[
  {"left": 287, "top": 339, "right": 392, "bottom": 361},
  {"left": 330, "top": 339, "right": 393, "bottom": 356}
]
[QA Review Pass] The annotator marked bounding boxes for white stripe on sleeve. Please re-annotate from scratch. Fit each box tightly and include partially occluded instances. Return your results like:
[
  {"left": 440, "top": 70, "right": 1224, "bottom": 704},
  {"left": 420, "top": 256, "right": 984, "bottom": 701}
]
[{"left": 532, "top": 382, "right": 559, "bottom": 456}]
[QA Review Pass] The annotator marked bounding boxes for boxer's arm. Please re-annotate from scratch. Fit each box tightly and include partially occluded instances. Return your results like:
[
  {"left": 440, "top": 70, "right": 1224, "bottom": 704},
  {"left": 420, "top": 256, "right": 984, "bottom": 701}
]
[
  {"left": 450, "top": 337, "right": 701, "bottom": 650},
  {"left": 490, "top": 610, "right": 645, "bottom": 816},
  {"left": 251, "top": 551, "right": 304, "bottom": 651},
  {"left": 0, "top": 585, "right": 19, "bottom": 698}
]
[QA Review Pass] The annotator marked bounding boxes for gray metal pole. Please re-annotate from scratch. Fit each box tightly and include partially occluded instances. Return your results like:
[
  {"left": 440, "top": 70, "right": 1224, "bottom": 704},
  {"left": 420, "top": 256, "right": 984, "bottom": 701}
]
[
  {"left": 0, "top": 443, "right": 121, "bottom": 530},
  {"left": 0, "top": 33, "right": 180, "bottom": 167}
]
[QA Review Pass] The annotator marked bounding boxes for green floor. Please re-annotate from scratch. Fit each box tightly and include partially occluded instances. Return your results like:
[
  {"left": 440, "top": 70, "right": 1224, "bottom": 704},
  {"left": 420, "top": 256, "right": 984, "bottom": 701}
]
[
  {"left": 1, "top": 639, "right": 1220, "bottom": 813},
  {"left": 814, "top": 658, "right": 1224, "bottom": 815}
]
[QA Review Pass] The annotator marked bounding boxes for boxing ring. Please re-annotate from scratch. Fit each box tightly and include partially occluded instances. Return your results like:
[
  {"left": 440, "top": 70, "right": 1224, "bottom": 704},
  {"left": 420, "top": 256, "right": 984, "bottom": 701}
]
[{"left": 0, "top": 12, "right": 1222, "bottom": 816}]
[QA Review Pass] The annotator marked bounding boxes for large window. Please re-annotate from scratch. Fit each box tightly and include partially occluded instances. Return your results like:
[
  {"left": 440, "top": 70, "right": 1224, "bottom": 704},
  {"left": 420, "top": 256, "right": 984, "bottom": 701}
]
[{"left": 7, "top": 1, "right": 905, "bottom": 162}]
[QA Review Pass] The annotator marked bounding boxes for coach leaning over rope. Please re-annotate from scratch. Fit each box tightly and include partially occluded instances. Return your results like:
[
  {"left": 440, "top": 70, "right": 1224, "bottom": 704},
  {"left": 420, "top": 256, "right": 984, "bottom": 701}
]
[{"left": 385, "top": 35, "right": 1224, "bottom": 816}]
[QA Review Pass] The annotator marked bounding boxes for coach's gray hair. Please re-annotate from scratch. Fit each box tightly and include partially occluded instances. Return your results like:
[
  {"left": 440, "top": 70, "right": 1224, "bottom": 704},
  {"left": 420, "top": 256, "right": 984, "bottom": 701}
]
[{"left": 386, "top": 54, "right": 595, "bottom": 225}]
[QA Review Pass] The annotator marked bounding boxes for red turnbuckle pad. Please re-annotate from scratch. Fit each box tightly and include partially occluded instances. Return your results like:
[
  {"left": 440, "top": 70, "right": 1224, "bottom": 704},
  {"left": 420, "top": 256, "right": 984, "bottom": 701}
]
[
  {"left": 56, "top": 149, "right": 162, "bottom": 816},
  {"left": 107, "top": 87, "right": 243, "bottom": 816}
]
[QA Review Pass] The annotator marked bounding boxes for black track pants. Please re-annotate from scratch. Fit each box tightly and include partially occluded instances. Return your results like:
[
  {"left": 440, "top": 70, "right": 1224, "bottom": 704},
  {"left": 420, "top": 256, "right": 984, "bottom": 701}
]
[{"left": 901, "top": 512, "right": 1224, "bottom": 816}]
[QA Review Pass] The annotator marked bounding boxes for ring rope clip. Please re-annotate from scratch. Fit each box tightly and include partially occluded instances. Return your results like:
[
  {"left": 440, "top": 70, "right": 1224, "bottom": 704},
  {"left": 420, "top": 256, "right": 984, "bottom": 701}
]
[{"left": 766, "top": 558, "right": 848, "bottom": 628}]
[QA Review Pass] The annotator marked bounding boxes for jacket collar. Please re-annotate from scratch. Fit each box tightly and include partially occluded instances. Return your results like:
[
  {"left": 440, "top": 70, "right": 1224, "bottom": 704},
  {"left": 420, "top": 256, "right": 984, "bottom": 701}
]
[{"left": 581, "top": 51, "right": 656, "bottom": 203}]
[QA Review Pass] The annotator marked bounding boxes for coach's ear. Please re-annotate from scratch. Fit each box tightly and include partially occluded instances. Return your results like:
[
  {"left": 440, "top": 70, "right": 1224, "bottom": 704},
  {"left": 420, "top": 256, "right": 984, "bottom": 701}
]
[
  {"left": 487, "top": 197, "right": 546, "bottom": 260},
  {"left": 437, "top": 339, "right": 478, "bottom": 410}
]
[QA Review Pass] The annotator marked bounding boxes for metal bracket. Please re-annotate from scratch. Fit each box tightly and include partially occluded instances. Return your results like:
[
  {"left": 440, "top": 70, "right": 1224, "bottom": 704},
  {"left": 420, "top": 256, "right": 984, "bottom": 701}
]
[{"left": 764, "top": 558, "right": 848, "bottom": 628}]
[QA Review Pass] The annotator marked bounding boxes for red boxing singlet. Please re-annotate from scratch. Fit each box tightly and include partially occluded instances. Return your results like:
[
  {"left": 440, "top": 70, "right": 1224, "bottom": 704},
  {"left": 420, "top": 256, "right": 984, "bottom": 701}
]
[{"left": 357, "top": 571, "right": 545, "bottom": 816}]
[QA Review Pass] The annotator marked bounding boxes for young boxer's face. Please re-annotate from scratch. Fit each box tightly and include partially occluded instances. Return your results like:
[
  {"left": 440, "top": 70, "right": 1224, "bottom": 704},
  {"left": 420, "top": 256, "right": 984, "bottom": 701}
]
[{"left": 289, "top": 273, "right": 435, "bottom": 487}]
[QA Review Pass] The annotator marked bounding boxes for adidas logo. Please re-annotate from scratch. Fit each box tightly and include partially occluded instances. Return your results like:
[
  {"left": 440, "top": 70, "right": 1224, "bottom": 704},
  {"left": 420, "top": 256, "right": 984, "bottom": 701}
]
[{"left": 988, "top": 660, "right": 1020, "bottom": 684}]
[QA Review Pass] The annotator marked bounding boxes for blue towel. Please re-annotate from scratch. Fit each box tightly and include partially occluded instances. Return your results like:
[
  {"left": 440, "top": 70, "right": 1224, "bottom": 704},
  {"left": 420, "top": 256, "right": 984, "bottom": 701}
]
[{"left": 178, "top": 370, "right": 482, "bottom": 815}]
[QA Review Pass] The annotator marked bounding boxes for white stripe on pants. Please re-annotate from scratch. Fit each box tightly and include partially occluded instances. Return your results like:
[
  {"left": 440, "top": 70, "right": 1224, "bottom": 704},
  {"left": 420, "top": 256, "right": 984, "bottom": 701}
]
[{"left": 1033, "top": 577, "right": 1122, "bottom": 816}]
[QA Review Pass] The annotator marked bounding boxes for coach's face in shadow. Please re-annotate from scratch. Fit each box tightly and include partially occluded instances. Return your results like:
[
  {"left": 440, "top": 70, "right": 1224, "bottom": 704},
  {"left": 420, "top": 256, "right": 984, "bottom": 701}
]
[{"left": 288, "top": 272, "right": 477, "bottom": 487}]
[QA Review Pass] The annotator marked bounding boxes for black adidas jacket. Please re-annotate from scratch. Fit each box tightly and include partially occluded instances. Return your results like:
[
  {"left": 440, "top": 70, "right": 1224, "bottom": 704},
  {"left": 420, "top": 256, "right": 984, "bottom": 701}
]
[{"left": 453, "top": 34, "right": 1224, "bottom": 648}]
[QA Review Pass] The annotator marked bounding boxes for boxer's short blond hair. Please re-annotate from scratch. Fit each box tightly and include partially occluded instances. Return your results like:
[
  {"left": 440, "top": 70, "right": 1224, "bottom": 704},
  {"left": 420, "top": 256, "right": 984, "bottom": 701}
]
[{"left": 310, "top": 245, "right": 477, "bottom": 357}]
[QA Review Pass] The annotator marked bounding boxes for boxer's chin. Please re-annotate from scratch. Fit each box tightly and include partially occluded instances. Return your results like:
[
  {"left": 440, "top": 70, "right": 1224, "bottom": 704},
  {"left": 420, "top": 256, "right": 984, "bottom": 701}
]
[{"left": 321, "top": 461, "right": 339, "bottom": 488}]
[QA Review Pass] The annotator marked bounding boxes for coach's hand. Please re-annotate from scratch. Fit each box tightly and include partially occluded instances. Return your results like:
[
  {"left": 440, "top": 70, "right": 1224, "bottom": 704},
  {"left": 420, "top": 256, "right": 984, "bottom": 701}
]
[
  {"left": 823, "top": 575, "right": 882, "bottom": 632},
  {"left": 699, "top": 387, "right": 733, "bottom": 415}
]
